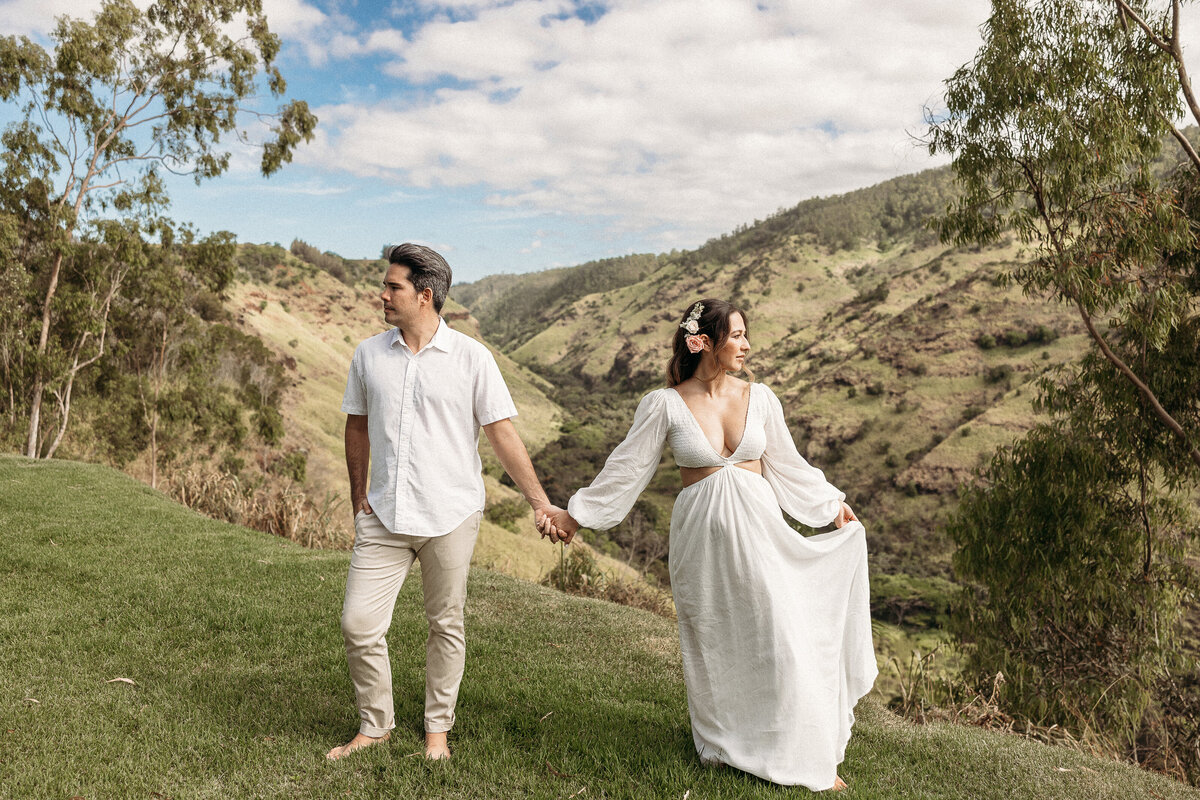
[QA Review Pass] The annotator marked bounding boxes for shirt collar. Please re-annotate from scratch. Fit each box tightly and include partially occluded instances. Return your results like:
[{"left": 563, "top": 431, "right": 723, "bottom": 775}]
[{"left": 390, "top": 317, "right": 453, "bottom": 354}]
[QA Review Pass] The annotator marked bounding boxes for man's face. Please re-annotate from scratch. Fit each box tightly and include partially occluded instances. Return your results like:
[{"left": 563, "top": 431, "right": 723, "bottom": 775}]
[{"left": 380, "top": 264, "right": 425, "bottom": 327}]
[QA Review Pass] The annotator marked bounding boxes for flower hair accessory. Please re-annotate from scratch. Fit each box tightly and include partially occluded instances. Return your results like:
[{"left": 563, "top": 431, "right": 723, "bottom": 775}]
[
  {"left": 680, "top": 302, "right": 706, "bottom": 353},
  {"left": 680, "top": 302, "right": 704, "bottom": 334}
]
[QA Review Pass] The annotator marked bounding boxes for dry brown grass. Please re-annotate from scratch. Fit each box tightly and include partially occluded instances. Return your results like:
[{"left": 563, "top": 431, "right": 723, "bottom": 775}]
[
  {"left": 166, "top": 467, "right": 349, "bottom": 549},
  {"left": 890, "top": 648, "right": 1200, "bottom": 785}
]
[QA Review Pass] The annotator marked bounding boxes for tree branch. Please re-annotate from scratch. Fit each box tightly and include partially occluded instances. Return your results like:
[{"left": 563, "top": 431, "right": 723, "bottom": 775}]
[
  {"left": 1168, "top": 0, "right": 1200, "bottom": 133},
  {"left": 1071, "top": 294, "right": 1200, "bottom": 472},
  {"left": 1166, "top": 122, "right": 1200, "bottom": 175},
  {"left": 1113, "top": 0, "right": 1171, "bottom": 51}
]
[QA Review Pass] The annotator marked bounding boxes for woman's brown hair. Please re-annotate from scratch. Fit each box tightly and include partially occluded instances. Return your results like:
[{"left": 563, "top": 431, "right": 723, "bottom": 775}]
[{"left": 666, "top": 298, "right": 750, "bottom": 387}]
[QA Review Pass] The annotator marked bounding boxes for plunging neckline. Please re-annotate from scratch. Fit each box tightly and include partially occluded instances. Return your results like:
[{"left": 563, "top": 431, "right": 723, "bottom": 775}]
[{"left": 669, "top": 384, "right": 754, "bottom": 461}]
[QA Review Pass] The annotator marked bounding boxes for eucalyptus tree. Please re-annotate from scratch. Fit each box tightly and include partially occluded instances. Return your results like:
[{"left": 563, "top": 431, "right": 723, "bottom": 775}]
[
  {"left": 0, "top": 0, "right": 316, "bottom": 458},
  {"left": 928, "top": 0, "right": 1200, "bottom": 474},
  {"left": 929, "top": 0, "right": 1200, "bottom": 762}
]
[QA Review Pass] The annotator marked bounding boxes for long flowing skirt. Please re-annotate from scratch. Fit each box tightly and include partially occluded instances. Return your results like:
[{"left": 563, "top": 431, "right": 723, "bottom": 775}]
[{"left": 668, "top": 466, "right": 877, "bottom": 789}]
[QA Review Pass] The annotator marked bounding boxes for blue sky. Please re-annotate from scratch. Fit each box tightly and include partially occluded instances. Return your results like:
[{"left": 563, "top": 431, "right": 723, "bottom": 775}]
[{"left": 0, "top": 0, "right": 1000, "bottom": 283}]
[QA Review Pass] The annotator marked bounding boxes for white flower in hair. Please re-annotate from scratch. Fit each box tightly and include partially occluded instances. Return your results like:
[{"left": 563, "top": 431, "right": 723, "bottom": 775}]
[{"left": 680, "top": 302, "right": 703, "bottom": 335}]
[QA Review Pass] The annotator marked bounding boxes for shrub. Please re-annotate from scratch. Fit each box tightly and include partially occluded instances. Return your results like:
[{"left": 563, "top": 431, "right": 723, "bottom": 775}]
[
  {"left": 984, "top": 364, "right": 1014, "bottom": 384},
  {"left": 1026, "top": 324, "right": 1058, "bottom": 344},
  {"left": 254, "top": 406, "right": 285, "bottom": 445},
  {"left": 998, "top": 328, "right": 1027, "bottom": 348},
  {"left": 961, "top": 405, "right": 985, "bottom": 423},
  {"left": 949, "top": 426, "right": 1190, "bottom": 749},
  {"left": 543, "top": 547, "right": 674, "bottom": 618},
  {"left": 191, "top": 289, "right": 229, "bottom": 322},
  {"left": 270, "top": 451, "right": 307, "bottom": 483},
  {"left": 852, "top": 281, "right": 890, "bottom": 306},
  {"left": 484, "top": 498, "right": 528, "bottom": 533}
]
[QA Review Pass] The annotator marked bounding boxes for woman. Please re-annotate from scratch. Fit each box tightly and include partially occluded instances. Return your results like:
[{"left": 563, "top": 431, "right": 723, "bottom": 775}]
[{"left": 541, "top": 299, "right": 876, "bottom": 792}]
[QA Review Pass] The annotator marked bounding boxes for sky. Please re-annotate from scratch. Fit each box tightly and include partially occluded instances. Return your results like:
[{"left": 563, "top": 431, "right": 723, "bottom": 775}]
[{"left": 0, "top": 0, "right": 1000, "bottom": 283}]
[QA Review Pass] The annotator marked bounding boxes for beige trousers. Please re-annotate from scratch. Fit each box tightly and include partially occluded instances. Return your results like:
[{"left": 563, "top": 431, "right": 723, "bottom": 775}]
[{"left": 340, "top": 509, "right": 481, "bottom": 737}]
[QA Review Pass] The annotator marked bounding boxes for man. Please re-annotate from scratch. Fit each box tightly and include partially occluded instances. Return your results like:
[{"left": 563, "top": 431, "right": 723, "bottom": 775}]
[{"left": 327, "top": 243, "right": 568, "bottom": 761}]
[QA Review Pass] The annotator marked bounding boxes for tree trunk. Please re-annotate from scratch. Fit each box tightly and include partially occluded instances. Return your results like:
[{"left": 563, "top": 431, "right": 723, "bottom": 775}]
[
  {"left": 150, "top": 322, "right": 168, "bottom": 490},
  {"left": 26, "top": 250, "right": 66, "bottom": 458},
  {"left": 24, "top": 377, "right": 42, "bottom": 458},
  {"left": 42, "top": 377, "right": 74, "bottom": 459},
  {"left": 40, "top": 274, "right": 121, "bottom": 460}
]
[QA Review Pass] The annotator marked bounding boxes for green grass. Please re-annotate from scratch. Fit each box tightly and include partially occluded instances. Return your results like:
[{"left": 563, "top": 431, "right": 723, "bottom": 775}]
[{"left": 2, "top": 455, "right": 1197, "bottom": 799}]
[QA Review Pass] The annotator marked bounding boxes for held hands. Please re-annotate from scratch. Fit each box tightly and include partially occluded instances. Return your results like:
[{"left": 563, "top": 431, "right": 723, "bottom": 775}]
[
  {"left": 535, "top": 504, "right": 579, "bottom": 544},
  {"left": 833, "top": 501, "right": 858, "bottom": 529}
]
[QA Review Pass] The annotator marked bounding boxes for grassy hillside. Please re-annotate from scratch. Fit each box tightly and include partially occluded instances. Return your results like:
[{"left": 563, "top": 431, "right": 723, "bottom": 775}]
[
  {"left": 457, "top": 170, "right": 1089, "bottom": 579},
  {"left": 1, "top": 455, "right": 1195, "bottom": 799}
]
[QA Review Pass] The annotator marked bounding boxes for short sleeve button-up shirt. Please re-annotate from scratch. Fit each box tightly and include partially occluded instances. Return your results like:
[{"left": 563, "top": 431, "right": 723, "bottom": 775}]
[{"left": 341, "top": 318, "right": 518, "bottom": 537}]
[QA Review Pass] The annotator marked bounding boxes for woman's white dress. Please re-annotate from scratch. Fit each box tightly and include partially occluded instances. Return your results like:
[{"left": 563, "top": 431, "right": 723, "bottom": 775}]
[{"left": 567, "top": 383, "right": 877, "bottom": 790}]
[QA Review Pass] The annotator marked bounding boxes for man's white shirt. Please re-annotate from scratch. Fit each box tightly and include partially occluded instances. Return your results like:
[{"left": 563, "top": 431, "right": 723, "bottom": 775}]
[{"left": 341, "top": 318, "right": 518, "bottom": 537}]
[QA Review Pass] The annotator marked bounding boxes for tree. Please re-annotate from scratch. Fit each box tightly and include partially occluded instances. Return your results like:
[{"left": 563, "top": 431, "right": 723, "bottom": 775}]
[
  {"left": 930, "top": 0, "right": 1200, "bottom": 768},
  {"left": 0, "top": 0, "right": 316, "bottom": 458},
  {"left": 116, "top": 228, "right": 237, "bottom": 485},
  {"left": 927, "top": 0, "right": 1200, "bottom": 475}
]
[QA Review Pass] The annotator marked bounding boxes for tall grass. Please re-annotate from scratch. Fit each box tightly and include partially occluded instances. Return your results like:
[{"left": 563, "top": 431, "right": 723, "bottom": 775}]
[{"left": 167, "top": 465, "right": 349, "bottom": 549}]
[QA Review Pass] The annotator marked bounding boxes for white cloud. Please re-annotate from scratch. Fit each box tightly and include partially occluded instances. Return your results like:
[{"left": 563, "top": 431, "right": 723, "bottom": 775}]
[
  {"left": 299, "top": 0, "right": 993, "bottom": 244},
  {"left": 0, "top": 0, "right": 102, "bottom": 36},
  {"left": 0, "top": 0, "right": 338, "bottom": 66}
]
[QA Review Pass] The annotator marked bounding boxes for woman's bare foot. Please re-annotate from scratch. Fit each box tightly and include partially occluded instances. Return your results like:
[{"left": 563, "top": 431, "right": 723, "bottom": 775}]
[
  {"left": 830, "top": 775, "right": 848, "bottom": 791},
  {"left": 325, "top": 731, "right": 390, "bottom": 760},
  {"left": 425, "top": 730, "right": 451, "bottom": 760}
]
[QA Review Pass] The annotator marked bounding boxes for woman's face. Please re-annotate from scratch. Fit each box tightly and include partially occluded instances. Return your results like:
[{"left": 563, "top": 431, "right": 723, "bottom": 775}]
[{"left": 714, "top": 312, "right": 750, "bottom": 372}]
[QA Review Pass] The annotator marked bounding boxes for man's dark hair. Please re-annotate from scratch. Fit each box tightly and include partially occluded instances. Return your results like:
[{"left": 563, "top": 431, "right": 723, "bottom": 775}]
[{"left": 386, "top": 243, "right": 452, "bottom": 313}]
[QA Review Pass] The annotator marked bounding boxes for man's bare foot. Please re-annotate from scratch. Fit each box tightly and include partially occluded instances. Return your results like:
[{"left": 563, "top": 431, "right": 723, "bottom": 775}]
[
  {"left": 325, "top": 731, "right": 390, "bottom": 760},
  {"left": 425, "top": 730, "right": 451, "bottom": 760},
  {"left": 830, "top": 775, "right": 848, "bottom": 791}
]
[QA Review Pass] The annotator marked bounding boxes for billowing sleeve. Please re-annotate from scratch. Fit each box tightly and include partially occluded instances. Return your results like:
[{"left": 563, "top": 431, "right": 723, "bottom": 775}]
[
  {"left": 760, "top": 385, "right": 846, "bottom": 528},
  {"left": 567, "top": 390, "right": 669, "bottom": 531}
]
